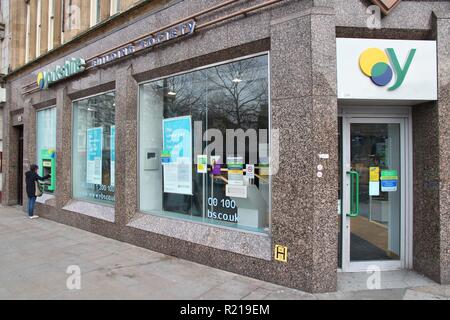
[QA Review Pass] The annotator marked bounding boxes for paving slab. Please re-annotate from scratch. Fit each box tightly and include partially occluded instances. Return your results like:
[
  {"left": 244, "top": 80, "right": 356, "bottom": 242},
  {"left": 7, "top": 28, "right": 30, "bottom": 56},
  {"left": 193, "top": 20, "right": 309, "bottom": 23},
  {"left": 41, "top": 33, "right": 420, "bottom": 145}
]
[{"left": 0, "top": 205, "right": 447, "bottom": 300}]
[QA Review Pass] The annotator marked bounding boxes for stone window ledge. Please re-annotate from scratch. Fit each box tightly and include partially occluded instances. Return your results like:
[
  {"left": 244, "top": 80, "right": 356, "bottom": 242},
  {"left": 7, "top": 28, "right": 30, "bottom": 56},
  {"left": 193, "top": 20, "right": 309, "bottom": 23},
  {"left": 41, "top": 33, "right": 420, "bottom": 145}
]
[
  {"left": 36, "top": 193, "right": 56, "bottom": 207},
  {"left": 127, "top": 212, "right": 272, "bottom": 261},
  {"left": 62, "top": 200, "right": 115, "bottom": 223}
]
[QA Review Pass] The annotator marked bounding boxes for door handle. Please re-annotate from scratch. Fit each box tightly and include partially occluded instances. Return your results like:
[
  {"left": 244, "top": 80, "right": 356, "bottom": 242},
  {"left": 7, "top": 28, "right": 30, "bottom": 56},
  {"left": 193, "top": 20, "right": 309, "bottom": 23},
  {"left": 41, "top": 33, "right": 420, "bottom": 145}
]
[{"left": 346, "top": 170, "right": 360, "bottom": 217}]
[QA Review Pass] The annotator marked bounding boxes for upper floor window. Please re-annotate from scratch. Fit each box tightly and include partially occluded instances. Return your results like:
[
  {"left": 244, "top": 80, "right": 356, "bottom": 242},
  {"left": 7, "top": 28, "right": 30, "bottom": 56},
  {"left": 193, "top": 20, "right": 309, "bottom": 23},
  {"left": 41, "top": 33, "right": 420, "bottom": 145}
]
[
  {"left": 36, "top": 0, "right": 42, "bottom": 57},
  {"left": 48, "top": 0, "right": 55, "bottom": 51},
  {"left": 90, "top": 0, "right": 100, "bottom": 27},
  {"left": 111, "top": 0, "right": 121, "bottom": 16},
  {"left": 25, "top": 1, "right": 31, "bottom": 63}
]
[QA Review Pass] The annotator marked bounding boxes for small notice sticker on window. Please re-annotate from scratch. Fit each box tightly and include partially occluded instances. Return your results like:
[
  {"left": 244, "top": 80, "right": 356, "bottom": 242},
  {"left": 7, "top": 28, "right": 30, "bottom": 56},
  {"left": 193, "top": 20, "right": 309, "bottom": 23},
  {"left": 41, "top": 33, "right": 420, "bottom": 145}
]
[{"left": 274, "top": 245, "right": 288, "bottom": 263}]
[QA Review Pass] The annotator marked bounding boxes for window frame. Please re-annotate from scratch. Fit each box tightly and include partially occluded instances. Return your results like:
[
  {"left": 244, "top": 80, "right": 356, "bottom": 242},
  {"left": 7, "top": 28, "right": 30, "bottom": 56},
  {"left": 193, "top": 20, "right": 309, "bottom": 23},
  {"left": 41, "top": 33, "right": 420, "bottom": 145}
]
[
  {"left": 71, "top": 90, "right": 116, "bottom": 207},
  {"left": 137, "top": 52, "right": 273, "bottom": 235}
]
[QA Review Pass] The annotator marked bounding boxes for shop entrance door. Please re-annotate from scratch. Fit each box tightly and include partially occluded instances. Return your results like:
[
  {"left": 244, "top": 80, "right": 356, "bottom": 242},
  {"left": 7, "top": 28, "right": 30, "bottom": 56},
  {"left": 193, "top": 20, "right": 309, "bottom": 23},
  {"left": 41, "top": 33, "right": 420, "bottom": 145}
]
[{"left": 340, "top": 116, "right": 411, "bottom": 272}]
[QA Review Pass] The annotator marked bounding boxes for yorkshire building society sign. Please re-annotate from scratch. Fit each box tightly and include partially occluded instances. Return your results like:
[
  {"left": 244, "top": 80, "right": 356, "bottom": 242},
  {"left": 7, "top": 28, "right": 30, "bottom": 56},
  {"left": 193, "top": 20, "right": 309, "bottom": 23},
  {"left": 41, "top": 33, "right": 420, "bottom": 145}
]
[
  {"left": 336, "top": 38, "right": 437, "bottom": 102},
  {"left": 34, "top": 20, "right": 196, "bottom": 91},
  {"left": 91, "top": 20, "right": 196, "bottom": 68},
  {"left": 37, "top": 58, "right": 86, "bottom": 90}
]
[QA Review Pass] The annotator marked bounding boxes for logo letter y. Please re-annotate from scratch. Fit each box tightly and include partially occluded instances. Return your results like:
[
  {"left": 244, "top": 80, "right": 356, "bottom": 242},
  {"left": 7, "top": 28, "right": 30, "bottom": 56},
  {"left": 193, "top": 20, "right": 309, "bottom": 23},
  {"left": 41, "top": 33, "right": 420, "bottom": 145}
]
[{"left": 387, "top": 48, "right": 416, "bottom": 91}]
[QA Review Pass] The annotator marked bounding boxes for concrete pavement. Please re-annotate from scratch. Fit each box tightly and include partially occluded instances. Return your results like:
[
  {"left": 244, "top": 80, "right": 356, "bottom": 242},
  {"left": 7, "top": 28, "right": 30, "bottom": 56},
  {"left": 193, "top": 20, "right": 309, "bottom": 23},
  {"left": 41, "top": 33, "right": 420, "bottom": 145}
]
[{"left": 0, "top": 205, "right": 448, "bottom": 300}]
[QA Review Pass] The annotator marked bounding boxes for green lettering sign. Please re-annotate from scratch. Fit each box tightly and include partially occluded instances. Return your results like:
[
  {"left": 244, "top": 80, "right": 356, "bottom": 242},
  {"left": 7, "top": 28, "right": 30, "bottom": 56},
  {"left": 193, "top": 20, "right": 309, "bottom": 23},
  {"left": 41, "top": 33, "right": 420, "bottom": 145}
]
[{"left": 37, "top": 58, "right": 86, "bottom": 90}]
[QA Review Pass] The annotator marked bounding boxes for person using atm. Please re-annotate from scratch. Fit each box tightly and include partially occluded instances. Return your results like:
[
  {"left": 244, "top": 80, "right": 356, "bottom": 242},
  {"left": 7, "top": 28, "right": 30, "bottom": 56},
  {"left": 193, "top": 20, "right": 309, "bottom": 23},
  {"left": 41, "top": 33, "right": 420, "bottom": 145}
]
[{"left": 25, "top": 164, "right": 51, "bottom": 219}]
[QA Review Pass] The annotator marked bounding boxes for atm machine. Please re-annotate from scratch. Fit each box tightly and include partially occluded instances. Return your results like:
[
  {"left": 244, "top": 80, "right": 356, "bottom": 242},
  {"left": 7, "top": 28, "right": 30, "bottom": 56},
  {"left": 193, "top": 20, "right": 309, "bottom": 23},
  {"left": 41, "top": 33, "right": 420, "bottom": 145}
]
[{"left": 40, "top": 149, "right": 56, "bottom": 193}]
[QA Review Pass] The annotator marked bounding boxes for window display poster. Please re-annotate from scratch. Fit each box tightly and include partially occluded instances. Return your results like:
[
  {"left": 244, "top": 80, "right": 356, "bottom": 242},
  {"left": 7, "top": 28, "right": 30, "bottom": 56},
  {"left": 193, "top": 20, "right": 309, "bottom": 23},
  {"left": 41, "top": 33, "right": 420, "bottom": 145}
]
[
  {"left": 369, "top": 167, "right": 380, "bottom": 196},
  {"left": 211, "top": 156, "right": 222, "bottom": 175},
  {"left": 246, "top": 164, "right": 255, "bottom": 179},
  {"left": 197, "top": 155, "right": 208, "bottom": 174},
  {"left": 86, "top": 127, "right": 103, "bottom": 185},
  {"left": 227, "top": 156, "right": 244, "bottom": 186},
  {"left": 162, "top": 116, "right": 192, "bottom": 195},
  {"left": 226, "top": 185, "right": 248, "bottom": 199},
  {"left": 163, "top": 116, "right": 192, "bottom": 162},
  {"left": 381, "top": 169, "right": 398, "bottom": 192},
  {"left": 259, "top": 143, "right": 270, "bottom": 176},
  {"left": 110, "top": 126, "right": 115, "bottom": 187},
  {"left": 161, "top": 150, "right": 171, "bottom": 164},
  {"left": 163, "top": 163, "right": 192, "bottom": 195}
]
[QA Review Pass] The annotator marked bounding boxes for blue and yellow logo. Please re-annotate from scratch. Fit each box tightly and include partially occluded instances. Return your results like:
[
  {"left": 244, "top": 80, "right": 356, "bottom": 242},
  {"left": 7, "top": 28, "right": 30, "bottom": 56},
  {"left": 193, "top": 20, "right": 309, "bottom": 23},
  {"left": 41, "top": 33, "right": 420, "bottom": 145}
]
[
  {"left": 36, "top": 58, "right": 86, "bottom": 90},
  {"left": 37, "top": 72, "right": 46, "bottom": 90},
  {"left": 359, "top": 48, "right": 416, "bottom": 91}
]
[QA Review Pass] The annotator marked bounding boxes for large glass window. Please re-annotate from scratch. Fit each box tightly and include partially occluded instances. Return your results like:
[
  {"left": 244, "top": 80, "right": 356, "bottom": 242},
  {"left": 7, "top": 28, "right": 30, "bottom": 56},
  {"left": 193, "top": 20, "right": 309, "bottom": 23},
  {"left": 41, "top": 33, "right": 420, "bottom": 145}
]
[
  {"left": 72, "top": 92, "right": 115, "bottom": 205},
  {"left": 36, "top": 107, "right": 57, "bottom": 193},
  {"left": 139, "top": 55, "right": 270, "bottom": 234}
]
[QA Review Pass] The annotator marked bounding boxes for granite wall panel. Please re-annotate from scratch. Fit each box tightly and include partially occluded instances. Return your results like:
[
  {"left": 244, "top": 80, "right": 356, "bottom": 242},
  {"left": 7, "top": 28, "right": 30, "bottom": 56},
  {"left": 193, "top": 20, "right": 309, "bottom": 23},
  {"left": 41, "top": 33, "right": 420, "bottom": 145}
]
[
  {"left": 435, "top": 13, "right": 450, "bottom": 285},
  {"left": 412, "top": 102, "right": 441, "bottom": 282}
]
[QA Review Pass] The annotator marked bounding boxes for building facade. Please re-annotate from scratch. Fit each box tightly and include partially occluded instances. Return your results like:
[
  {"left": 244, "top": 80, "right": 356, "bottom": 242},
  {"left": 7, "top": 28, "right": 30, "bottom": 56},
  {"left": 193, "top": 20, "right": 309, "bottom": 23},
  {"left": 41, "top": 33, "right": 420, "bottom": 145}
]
[
  {"left": 0, "top": 0, "right": 8, "bottom": 202},
  {"left": 9, "top": 0, "right": 149, "bottom": 70},
  {"left": 2, "top": 0, "right": 450, "bottom": 293}
]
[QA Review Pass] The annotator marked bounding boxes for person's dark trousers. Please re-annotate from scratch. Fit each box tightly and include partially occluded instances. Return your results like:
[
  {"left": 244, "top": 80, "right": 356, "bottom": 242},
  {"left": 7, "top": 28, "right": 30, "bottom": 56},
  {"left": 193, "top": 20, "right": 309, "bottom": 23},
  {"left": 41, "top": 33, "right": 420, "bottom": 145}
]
[{"left": 28, "top": 196, "right": 37, "bottom": 217}]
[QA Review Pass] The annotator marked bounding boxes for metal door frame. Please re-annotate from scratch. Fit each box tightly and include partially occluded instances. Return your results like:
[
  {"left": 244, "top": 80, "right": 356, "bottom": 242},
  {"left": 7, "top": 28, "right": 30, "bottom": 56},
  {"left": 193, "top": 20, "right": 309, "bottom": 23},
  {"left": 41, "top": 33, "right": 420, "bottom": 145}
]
[{"left": 340, "top": 107, "right": 413, "bottom": 272}]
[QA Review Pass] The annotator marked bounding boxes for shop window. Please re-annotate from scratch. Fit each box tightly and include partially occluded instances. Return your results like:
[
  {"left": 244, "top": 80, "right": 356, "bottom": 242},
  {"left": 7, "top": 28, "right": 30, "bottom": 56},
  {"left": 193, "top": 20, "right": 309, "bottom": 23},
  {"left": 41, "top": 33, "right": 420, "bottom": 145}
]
[
  {"left": 36, "top": 107, "right": 57, "bottom": 193},
  {"left": 139, "top": 54, "right": 270, "bottom": 234},
  {"left": 72, "top": 92, "right": 116, "bottom": 205}
]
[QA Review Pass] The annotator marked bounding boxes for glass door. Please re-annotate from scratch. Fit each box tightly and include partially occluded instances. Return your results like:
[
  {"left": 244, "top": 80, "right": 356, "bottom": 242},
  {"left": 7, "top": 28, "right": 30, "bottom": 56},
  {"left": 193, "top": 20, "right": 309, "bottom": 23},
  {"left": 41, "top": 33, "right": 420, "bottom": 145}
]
[{"left": 341, "top": 117, "right": 407, "bottom": 272}]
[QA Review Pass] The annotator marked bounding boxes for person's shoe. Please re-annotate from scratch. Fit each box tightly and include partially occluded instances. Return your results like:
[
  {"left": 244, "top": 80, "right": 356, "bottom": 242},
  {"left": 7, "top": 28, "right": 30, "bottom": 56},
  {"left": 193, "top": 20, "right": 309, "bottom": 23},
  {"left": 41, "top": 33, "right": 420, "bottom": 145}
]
[{"left": 29, "top": 215, "right": 39, "bottom": 219}]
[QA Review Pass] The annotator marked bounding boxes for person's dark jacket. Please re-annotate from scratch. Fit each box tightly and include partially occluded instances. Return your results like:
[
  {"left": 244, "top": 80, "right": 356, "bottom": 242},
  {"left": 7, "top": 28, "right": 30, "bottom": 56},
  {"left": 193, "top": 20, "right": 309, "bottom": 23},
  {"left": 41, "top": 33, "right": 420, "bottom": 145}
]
[{"left": 25, "top": 171, "right": 50, "bottom": 198}]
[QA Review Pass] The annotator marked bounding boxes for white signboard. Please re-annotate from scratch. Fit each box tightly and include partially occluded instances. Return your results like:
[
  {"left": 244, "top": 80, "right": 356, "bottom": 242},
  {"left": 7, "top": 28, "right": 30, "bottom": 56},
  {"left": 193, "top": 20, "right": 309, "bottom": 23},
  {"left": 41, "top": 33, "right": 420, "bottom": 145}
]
[
  {"left": 163, "top": 162, "right": 192, "bottom": 195},
  {"left": 336, "top": 38, "right": 437, "bottom": 101},
  {"left": 226, "top": 185, "right": 248, "bottom": 199},
  {"left": 246, "top": 164, "right": 255, "bottom": 179},
  {"left": 227, "top": 156, "right": 244, "bottom": 186}
]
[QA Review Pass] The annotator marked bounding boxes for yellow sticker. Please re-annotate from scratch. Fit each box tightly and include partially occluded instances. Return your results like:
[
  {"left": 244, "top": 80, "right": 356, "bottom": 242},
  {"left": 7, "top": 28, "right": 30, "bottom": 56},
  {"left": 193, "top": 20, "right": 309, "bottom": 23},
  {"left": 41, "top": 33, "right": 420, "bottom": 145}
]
[
  {"left": 274, "top": 245, "right": 288, "bottom": 263},
  {"left": 370, "top": 167, "right": 380, "bottom": 182}
]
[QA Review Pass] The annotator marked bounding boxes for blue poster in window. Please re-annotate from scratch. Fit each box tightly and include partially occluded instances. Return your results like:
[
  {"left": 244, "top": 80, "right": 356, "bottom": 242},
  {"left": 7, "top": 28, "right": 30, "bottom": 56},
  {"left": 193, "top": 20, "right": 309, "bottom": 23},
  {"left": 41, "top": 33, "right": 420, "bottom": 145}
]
[
  {"left": 162, "top": 116, "right": 192, "bottom": 195},
  {"left": 163, "top": 116, "right": 192, "bottom": 162},
  {"left": 86, "top": 127, "right": 103, "bottom": 185},
  {"left": 110, "top": 126, "right": 115, "bottom": 187}
]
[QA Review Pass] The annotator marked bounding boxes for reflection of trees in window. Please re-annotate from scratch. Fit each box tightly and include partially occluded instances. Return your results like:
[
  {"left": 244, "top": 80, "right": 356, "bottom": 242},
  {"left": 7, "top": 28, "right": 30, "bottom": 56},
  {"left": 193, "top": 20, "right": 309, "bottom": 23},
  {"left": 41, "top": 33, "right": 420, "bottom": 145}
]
[
  {"left": 205, "top": 57, "right": 269, "bottom": 132},
  {"left": 157, "top": 74, "right": 207, "bottom": 121},
  {"left": 139, "top": 55, "right": 270, "bottom": 230},
  {"left": 73, "top": 92, "right": 116, "bottom": 198},
  {"left": 150, "top": 56, "right": 268, "bottom": 163},
  {"left": 87, "top": 94, "right": 116, "bottom": 131},
  {"left": 150, "top": 56, "right": 268, "bottom": 133}
]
